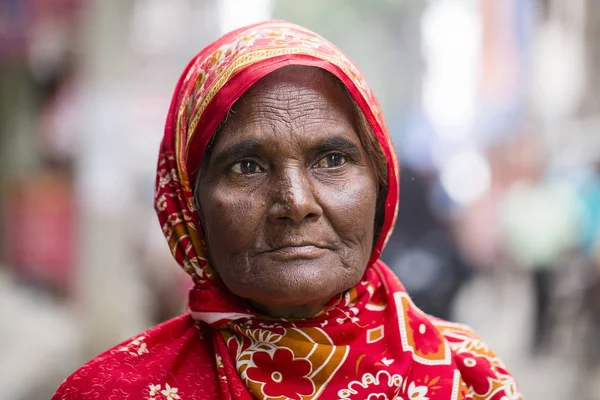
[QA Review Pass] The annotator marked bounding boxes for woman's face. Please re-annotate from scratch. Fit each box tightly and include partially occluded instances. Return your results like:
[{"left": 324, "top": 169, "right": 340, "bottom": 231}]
[{"left": 197, "top": 67, "right": 378, "bottom": 318}]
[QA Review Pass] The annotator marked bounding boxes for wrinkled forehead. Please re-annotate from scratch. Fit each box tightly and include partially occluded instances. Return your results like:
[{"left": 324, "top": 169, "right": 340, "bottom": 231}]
[
  {"left": 195, "top": 68, "right": 368, "bottom": 177},
  {"left": 239, "top": 64, "right": 351, "bottom": 102},
  {"left": 183, "top": 67, "right": 361, "bottom": 183},
  {"left": 214, "top": 65, "right": 357, "bottom": 134}
]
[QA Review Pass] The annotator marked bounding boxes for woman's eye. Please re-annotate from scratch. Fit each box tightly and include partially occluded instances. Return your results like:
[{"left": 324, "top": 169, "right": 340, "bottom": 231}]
[
  {"left": 314, "top": 153, "right": 346, "bottom": 168},
  {"left": 231, "top": 160, "right": 264, "bottom": 174}
]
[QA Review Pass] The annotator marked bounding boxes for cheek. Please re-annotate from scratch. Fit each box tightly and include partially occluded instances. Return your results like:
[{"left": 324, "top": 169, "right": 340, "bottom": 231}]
[
  {"left": 201, "top": 186, "right": 263, "bottom": 254},
  {"left": 319, "top": 170, "right": 378, "bottom": 250}
]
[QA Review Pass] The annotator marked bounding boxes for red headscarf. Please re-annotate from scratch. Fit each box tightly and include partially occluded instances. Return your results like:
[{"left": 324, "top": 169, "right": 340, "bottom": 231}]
[{"left": 54, "top": 21, "right": 521, "bottom": 400}]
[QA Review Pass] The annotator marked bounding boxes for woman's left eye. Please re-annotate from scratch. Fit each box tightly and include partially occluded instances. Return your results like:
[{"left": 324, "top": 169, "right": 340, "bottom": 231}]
[{"left": 314, "top": 153, "right": 346, "bottom": 168}]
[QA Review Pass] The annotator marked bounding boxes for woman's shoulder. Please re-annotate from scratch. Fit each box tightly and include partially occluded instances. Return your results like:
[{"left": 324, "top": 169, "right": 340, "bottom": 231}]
[
  {"left": 429, "top": 317, "right": 521, "bottom": 397},
  {"left": 52, "top": 314, "right": 220, "bottom": 400},
  {"left": 429, "top": 316, "right": 481, "bottom": 342}
]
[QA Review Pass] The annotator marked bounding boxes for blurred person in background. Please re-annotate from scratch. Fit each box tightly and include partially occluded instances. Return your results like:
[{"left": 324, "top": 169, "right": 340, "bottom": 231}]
[
  {"left": 381, "top": 165, "right": 473, "bottom": 320},
  {"left": 580, "top": 162, "right": 600, "bottom": 266},
  {"left": 576, "top": 160, "right": 600, "bottom": 366},
  {"left": 53, "top": 21, "right": 522, "bottom": 400},
  {"left": 2, "top": 52, "right": 78, "bottom": 298},
  {"left": 499, "top": 133, "right": 581, "bottom": 354}
]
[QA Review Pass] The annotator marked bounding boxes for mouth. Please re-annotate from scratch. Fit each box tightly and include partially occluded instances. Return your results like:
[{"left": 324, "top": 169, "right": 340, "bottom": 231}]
[{"left": 262, "top": 245, "right": 328, "bottom": 260}]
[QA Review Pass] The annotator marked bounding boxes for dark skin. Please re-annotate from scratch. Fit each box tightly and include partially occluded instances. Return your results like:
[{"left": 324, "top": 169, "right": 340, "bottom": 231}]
[{"left": 197, "top": 66, "right": 378, "bottom": 319}]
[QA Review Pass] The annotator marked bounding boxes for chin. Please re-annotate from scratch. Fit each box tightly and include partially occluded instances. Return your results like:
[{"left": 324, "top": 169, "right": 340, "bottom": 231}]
[
  {"left": 244, "top": 275, "right": 346, "bottom": 318},
  {"left": 222, "top": 254, "right": 363, "bottom": 317}
]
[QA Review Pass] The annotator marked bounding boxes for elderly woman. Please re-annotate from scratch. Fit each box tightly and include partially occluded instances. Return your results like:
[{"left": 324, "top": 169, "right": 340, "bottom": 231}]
[{"left": 53, "top": 21, "right": 521, "bottom": 400}]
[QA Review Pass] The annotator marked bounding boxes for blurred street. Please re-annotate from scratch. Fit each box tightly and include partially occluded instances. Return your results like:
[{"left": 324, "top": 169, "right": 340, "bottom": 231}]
[{"left": 455, "top": 272, "right": 577, "bottom": 400}]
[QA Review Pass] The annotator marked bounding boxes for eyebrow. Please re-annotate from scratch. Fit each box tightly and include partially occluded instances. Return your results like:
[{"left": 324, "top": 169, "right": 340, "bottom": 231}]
[
  {"left": 211, "top": 139, "right": 263, "bottom": 167},
  {"left": 312, "top": 136, "right": 362, "bottom": 159},
  {"left": 211, "top": 135, "right": 362, "bottom": 167}
]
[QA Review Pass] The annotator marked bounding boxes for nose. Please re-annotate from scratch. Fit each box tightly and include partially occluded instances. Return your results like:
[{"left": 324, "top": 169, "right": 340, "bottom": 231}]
[{"left": 268, "top": 167, "right": 322, "bottom": 224}]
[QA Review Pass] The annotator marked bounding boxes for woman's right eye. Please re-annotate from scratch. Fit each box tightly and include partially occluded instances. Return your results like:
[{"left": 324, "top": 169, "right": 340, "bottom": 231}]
[{"left": 230, "top": 160, "right": 265, "bottom": 175}]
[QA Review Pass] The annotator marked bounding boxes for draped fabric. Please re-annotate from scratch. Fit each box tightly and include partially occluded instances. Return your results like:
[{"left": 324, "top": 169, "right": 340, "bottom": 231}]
[{"left": 53, "top": 21, "right": 522, "bottom": 400}]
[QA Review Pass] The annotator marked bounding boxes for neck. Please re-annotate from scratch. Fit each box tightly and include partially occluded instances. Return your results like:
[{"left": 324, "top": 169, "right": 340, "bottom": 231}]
[{"left": 248, "top": 297, "right": 336, "bottom": 319}]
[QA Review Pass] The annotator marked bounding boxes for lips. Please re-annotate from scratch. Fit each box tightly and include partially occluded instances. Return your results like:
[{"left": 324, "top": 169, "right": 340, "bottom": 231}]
[{"left": 259, "top": 242, "right": 331, "bottom": 260}]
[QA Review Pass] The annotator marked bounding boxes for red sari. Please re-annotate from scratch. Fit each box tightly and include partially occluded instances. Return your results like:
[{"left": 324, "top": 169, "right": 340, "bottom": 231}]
[{"left": 53, "top": 21, "right": 522, "bottom": 400}]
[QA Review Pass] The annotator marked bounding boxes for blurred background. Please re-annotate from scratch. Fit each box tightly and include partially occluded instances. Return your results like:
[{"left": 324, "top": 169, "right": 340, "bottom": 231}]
[{"left": 1, "top": 0, "right": 599, "bottom": 398}]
